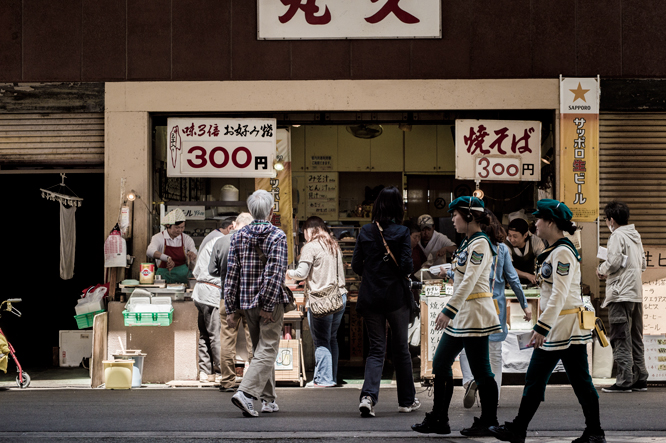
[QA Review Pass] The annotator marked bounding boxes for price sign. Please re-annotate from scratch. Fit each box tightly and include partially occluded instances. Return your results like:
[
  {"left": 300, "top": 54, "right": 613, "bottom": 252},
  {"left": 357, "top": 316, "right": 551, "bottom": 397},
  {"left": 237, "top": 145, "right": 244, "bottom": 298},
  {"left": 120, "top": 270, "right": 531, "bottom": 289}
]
[
  {"left": 444, "top": 284, "right": 454, "bottom": 295},
  {"left": 476, "top": 156, "right": 522, "bottom": 180},
  {"left": 424, "top": 285, "right": 442, "bottom": 296}
]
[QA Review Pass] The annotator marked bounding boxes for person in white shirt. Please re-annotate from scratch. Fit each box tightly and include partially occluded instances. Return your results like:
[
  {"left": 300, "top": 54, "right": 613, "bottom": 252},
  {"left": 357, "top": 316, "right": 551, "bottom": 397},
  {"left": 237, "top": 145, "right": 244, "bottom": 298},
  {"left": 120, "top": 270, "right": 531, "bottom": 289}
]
[
  {"left": 146, "top": 208, "right": 197, "bottom": 284},
  {"left": 199, "top": 218, "right": 234, "bottom": 253},
  {"left": 413, "top": 214, "right": 457, "bottom": 268},
  {"left": 505, "top": 218, "right": 545, "bottom": 286}
]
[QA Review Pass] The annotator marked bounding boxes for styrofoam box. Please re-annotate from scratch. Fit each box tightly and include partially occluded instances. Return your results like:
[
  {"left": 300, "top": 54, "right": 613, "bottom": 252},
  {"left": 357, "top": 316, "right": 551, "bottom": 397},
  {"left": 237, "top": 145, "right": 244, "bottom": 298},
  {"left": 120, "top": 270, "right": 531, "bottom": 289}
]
[
  {"left": 128, "top": 297, "right": 151, "bottom": 305},
  {"left": 151, "top": 296, "right": 172, "bottom": 305},
  {"left": 74, "top": 299, "right": 105, "bottom": 316},
  {"left": 132, "top": 304, "right": 171, "bottom": 313},
  {"left": 59, "top": 331, "right": 93, "bottom": 367}
]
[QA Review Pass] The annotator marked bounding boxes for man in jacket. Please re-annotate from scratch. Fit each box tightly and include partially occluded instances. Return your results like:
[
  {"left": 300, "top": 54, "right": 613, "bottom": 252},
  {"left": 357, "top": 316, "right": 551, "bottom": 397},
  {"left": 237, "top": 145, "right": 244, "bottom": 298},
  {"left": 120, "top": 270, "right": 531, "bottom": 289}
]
[
  {"left": 596, "top": 201, "right": 648, "bottom": 393},
  {"left": 225, "top": 190, "right": 289, "bottom": 417},
  {"left": 208, "top": 212, "right": 254, "bottom": 392}
]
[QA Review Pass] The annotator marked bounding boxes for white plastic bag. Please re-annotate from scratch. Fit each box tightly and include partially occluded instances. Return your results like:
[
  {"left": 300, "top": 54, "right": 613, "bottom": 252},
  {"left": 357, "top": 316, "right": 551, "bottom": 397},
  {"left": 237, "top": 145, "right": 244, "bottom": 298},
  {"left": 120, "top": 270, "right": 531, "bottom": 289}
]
[{"left": 104, "top": 227, "right": 127, "bottom": 268}]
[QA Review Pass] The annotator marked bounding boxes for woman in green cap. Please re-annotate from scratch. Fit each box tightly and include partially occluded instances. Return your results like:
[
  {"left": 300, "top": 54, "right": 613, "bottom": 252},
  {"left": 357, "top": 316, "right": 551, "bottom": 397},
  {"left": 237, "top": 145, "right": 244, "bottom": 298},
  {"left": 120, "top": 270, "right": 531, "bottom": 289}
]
[
  {"left": 490, "top": 199, "right": 605, "bottom": 443},
  {"left": 412, "top": 196, "right": 502, "bottom": 437}
]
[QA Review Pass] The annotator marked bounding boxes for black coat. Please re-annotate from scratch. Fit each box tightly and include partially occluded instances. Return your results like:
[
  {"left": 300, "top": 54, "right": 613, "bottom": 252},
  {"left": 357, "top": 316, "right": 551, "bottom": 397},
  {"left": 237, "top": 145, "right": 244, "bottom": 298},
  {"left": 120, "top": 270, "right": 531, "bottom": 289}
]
[{"left": 351, "top": 221, "right": 413, "bottom": 315}]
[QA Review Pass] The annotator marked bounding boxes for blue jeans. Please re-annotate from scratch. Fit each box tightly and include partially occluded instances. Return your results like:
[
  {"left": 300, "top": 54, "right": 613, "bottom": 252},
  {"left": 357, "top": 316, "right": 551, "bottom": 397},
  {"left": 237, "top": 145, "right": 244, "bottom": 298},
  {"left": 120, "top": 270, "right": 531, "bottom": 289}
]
[
  {"left": 360, "top": 304, "right": 415, "bottom": 407},
  {"left": 307, "top": 294, "right": 347, "bottom": 386}
]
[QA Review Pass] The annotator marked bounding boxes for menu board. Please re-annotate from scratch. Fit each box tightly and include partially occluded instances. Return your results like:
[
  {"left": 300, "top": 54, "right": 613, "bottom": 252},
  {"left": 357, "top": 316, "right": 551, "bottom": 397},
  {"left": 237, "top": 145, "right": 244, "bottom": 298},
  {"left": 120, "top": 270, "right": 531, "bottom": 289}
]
[
  {"left": 305, "top": 172, "right": 338, "bottom": 221},
  {"left": 644, "top": 336, "right": 666, "bottom": 381},
  {"left": 641, "top": 246, "right": 666, "bottom": 335},
  {"left": 426, "top": 295, "right": 451, "bottom": 362}
]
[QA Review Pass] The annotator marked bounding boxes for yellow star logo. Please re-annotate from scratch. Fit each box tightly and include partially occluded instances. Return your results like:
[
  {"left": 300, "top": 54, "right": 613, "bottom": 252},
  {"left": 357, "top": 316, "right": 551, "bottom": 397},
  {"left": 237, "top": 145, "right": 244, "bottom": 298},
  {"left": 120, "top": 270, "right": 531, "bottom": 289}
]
[{"left": 569, "top": 82, "right": 590, "bottom": 102}]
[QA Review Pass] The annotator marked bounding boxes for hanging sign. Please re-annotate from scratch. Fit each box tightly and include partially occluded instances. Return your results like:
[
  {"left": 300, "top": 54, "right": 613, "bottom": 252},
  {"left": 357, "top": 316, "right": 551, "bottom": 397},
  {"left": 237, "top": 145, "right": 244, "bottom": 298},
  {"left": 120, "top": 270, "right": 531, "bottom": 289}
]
[
  {"left": 455, "top": 120, "right": 542, "bottom": 182},
  {"left": 559, "top": 77, "right": 600, "bottom": 222},
  {"left": 257, "top": 0, "right": 441, "bottom": 40},
  {"left": 305, "top": 172, "right": 338, "bottom": 221},
  {"left": 166, "top": 206, "right": 206, "bottom": 220},
  {"left": 166, "top": 118, "right": 276, "bottom": 178}
]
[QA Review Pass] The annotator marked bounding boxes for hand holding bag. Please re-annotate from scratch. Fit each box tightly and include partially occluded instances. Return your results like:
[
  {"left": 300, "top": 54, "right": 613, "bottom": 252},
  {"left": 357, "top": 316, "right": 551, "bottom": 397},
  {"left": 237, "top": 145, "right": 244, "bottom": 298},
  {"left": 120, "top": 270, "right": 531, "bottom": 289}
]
[{"left": 307, "top": 249, "right": 344, "bottom": 318}]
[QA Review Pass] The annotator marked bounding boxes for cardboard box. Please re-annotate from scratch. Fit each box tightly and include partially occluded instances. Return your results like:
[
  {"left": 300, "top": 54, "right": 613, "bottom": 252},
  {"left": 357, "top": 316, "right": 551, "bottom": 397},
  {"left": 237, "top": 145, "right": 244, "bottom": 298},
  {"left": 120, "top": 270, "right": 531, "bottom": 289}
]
[{"left": 59, "top": 331, "right": 93, "bottom": 367}]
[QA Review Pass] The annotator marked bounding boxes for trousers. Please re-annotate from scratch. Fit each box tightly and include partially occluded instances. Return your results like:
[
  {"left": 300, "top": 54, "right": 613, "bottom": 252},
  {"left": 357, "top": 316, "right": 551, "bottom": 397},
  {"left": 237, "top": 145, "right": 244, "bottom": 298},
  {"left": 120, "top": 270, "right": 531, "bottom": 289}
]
[
  {"left": 460, "top": 340, "right": 503, "bottom": 398},
  {"left": 219, "top": 307, "right": 254, "bottom": 389},
  {"left": 607, "top": 301, "right": 649, "bottom": 388},
  {"left": 238, "top": 303, "right": 284, "bottom": 402},
  {"left": 194, "top": 300, "right": 221, "bottom": 375}
]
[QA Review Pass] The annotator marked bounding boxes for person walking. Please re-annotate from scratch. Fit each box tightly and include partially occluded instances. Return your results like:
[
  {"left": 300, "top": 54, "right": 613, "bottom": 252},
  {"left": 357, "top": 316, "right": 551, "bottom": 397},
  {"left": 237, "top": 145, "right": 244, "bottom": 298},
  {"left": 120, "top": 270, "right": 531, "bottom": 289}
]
[
  {"left": 596, "top": 201, "right": 648, "bottom": 393},
  {"left": 351, "top": 186, "right": 419, "bottom": 417},
  {"left": 412, "top": 196, "right": 501, "bottom": 437},
  {"left": 208, "top": 212, "right": 255, "bottom": 392},
  {"left": 287, "top": 216, "right": 347, "bottom": 387},
  {"left": 459, "top": 210, "right": 532, "bottom": 408},
  {"left": 490, "top": 199, "right": 605, "bottom": 443},
  {"left": 225, "top": 190, "right": 289, "bottom": 417}
]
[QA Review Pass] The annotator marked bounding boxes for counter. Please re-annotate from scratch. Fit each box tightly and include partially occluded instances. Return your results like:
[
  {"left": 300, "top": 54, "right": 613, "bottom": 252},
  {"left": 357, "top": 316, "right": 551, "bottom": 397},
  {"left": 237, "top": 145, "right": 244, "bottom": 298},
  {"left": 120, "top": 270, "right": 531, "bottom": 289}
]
[{"left": 107, "top": 300, "right": 198, "bottom": 383}]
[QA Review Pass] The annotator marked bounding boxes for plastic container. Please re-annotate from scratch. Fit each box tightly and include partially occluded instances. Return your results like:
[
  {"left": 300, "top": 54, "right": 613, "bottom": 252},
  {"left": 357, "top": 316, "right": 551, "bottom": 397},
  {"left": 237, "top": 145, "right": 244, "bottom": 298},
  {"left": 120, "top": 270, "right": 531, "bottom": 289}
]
[
  {"left": 73, "top": 310, "right": 105, "bottom": 329},
  {"left": 122, "top": 309, "right": 174, "bottom": 326},
  {"left": 112, "top": 351, "right": 146, "bottom": 388},
  {"left": 103, "top": 360, "right": 134, "bottom": 389}
]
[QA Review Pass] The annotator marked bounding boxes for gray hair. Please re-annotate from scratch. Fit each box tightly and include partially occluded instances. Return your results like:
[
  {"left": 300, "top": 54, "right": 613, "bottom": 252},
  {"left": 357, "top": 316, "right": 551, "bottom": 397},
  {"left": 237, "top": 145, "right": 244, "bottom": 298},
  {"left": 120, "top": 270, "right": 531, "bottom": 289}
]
[
  {"left": 235, "top": 212, "right": 253, "bottom": 229},
  {"left": 247, "top": 190, "right": 274, "bottom": 221}
]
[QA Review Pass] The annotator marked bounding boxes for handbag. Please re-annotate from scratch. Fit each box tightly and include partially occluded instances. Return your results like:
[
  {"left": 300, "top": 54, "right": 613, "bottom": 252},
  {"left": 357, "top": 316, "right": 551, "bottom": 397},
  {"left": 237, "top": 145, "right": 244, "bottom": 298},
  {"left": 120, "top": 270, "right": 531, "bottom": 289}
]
[
  {"left": 375, "top": 222, "right": 420, "bottom": 323},
  {"left": 253, "top": 243, "right": 297, "bottom": 313},
  {"left": 307, "top": 249, "right": 344, "bottom": 318}
]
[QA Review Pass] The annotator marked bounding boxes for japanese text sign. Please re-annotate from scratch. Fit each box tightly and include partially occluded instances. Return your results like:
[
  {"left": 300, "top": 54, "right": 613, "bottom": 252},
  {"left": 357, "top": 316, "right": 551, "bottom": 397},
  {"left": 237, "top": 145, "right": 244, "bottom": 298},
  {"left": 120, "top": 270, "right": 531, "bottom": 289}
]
[
  {"left": 166, "top": 118, "right": 277, "bottom": 178},
  {"left": 166, "top": 206, "right": 205, "bottom": 220},
  {"left": 426, "top": 295, "right": 451, "bottom": 362},
  {"left": 305, "top": 172, "right": 338, "bottom": 221},
  {"left": 641, "top": 246, "right": 666, "bottom": 337},
  {"left": 257, "top": 0, "right": 441, "bottom": 40},
  {"left": 455, "top": 120, "right": 542, "bottom": 182},
  {"left": 559, "top": 77, "right": 600, "bottom": 222}
]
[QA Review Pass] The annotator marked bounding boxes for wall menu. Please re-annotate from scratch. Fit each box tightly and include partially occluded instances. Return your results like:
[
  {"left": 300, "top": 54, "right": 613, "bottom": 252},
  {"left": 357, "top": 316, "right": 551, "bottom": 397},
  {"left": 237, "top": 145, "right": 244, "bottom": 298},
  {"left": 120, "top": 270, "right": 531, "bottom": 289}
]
[
  {"left": 644, "top": 336, "right": 666, "bottom": 381},
  {"left": 305, "top": 172, "right": 338, "bottom": 221},
  {"left": 426, "top": 295, "right": 451, "bottom": 362},
  {"left": 641, "top": 246, "right": 666, "bottom": 336}
]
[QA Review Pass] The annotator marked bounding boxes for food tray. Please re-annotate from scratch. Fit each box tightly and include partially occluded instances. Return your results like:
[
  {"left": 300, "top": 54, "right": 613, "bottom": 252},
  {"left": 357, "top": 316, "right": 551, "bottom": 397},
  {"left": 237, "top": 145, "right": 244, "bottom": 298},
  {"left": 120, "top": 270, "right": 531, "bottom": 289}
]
[
  {"left": 74, "top": 309, "right": 105, "bottom": 329},
  {"left": 122, "top": 309, "right": 174, "bottom": 327}
]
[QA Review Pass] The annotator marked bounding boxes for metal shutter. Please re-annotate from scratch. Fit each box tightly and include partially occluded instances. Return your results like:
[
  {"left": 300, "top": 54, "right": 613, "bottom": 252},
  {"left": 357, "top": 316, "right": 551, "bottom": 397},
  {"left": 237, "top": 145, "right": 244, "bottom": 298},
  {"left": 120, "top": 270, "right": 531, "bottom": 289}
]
[
  {"left": 0, "top": 113, "right": 104, "bottom": 166},
  {"left": 599, "top": 113, "right": 666, "bottom": 246}
]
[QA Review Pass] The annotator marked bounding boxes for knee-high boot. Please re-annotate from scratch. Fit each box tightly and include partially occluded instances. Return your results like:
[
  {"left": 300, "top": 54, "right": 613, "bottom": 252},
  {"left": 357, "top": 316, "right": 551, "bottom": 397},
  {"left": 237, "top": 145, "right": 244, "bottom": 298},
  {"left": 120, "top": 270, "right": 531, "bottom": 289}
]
[
  {"left": 512, "top": 394, "right": 541, "bottom": 432},
  {"left": 582, "top": 396, "right": 603, "bottom": 434},
  {"left": 477, "top": 376, "right": 499, "bottom": 425}
]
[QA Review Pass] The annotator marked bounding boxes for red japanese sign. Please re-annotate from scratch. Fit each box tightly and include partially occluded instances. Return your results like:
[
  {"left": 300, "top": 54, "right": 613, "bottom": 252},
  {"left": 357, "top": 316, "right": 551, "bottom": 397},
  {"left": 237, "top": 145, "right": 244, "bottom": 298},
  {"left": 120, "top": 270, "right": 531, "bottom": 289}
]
[{"left": 455, "top": 120, "right": 542, "bottom": 182}]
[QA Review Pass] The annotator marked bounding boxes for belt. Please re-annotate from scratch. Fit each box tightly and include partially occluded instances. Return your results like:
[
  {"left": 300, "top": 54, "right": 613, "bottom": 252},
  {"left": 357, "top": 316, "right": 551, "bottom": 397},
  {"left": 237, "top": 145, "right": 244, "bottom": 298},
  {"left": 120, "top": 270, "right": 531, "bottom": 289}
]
[
  {"left": 466, "top": 292, "right": 492, "bottom": 301},
  {"left": 560, "top": 306, "right": 584, "bottom": 316},
  {"left": 198, "top": 281, "right": 221, "bottom": 289}
]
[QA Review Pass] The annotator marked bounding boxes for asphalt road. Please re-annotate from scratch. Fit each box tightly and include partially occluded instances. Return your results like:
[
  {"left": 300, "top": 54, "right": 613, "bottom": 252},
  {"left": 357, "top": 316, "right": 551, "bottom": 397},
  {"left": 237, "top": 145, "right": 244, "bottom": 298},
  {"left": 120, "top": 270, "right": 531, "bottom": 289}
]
[{"left": 1, "top": 385, "right": 665, "bottom": 441}]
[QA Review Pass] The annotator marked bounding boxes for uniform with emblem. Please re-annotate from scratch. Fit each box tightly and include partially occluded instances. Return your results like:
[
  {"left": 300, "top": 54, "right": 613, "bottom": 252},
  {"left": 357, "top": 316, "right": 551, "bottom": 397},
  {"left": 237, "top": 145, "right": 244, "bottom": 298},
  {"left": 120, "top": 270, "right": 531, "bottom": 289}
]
[{"left": 490, "top": 199, "right": 605, "bottom": 443}]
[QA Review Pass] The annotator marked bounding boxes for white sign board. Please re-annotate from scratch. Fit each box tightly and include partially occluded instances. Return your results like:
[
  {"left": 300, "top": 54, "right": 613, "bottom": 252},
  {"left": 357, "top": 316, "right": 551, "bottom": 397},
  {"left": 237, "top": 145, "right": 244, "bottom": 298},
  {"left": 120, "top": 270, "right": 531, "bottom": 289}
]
[
  {"left": 560, "top": 76, "right": 600, "bottom": 115},
  {"left": 257, "top": 0, "right": 441, "bottom": 40},
  {"left": 455, "top": 119, "right": 541, "bottom": 182},
  {"left": 166, "top": 118, "right": 276, "bottom": 178},
  {"left": 166, "top": 206, "right": 205, "bottom": 220},
  {"left": 305, "top": 172, "right": 338, "bottom": 221},
  {"left": 275, "top": 347, "right": 294, "bottom": 371},
  {"left": 644, "top": 336, "right": 666, "bottom": 381},
  {"left": 426, "top": 295, "right": 451, "bottom": 362}
]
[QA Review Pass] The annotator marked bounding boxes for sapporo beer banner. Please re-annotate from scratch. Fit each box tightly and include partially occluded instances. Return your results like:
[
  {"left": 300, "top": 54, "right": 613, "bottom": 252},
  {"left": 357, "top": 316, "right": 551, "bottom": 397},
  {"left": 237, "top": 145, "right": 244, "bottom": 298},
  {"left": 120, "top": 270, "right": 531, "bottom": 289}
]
[
  {"left": 559, "top": 77, "right": 600, "bottom": 222},
  {"left": 256, "top": 129, "right": 295, "bottom": 264}
]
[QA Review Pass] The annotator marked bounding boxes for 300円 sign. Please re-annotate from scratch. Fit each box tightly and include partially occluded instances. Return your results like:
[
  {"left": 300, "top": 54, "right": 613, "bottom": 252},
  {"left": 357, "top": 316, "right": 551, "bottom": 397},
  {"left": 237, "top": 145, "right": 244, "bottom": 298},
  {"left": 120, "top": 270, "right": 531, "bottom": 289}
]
[{"left": 166, "top": 118, "right": 277, "bottom": 178}]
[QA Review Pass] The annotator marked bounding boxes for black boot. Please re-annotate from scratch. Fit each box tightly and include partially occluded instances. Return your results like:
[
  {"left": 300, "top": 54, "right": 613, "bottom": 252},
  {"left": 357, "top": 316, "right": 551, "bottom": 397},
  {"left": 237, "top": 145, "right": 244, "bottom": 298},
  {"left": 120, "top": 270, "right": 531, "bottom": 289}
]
[
  {"left": 460, "top": 416, "right": 498, "bottom": 437},
  {"left": 411, "top": 411, "right": 451, "bottom": 434},
  {"left": 574, "top": 394, "right": 605, "bottom": 442},
  {"left": 460, "top": 376, "right": 499, "bottom": 436},
  {"left": 572, "top": 429, "right": 606, "bottom": 443},
  {"left": 489, "top": 421, "right": 527, "bottom": 443}
]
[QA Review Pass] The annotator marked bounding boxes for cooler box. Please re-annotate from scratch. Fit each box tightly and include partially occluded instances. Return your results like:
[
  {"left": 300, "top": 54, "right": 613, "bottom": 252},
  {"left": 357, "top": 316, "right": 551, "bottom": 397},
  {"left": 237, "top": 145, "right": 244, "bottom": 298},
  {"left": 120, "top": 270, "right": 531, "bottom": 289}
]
[{"left": 59, "top": 330, "right": 93, "bottom": 367}]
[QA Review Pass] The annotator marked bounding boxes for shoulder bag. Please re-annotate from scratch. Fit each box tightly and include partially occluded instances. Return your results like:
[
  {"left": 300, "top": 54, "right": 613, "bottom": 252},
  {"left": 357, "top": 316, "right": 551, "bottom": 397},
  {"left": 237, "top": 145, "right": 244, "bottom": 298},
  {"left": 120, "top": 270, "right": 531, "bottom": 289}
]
[
  {"left": 307, "top": 248, "right": 345, "bottom": 318},
  {"left": 375, "top": 222, "right": 420, "bottom": 323},
  {"left": 253, "top": 243, "right": 296, "bottom": 313}
]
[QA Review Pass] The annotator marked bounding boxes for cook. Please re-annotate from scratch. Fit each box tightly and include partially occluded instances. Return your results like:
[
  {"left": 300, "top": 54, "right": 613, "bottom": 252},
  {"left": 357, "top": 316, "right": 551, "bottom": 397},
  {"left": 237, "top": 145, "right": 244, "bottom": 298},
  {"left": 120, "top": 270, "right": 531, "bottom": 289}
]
[
  {"left": 412, "top": 214, "right": 457, "bottom": 272},
  {"left": 504, "top": 218, "right": 545, "bottom": 286},
  {"left": 146, "top": 208, "right": 197, "bottom": 284}
]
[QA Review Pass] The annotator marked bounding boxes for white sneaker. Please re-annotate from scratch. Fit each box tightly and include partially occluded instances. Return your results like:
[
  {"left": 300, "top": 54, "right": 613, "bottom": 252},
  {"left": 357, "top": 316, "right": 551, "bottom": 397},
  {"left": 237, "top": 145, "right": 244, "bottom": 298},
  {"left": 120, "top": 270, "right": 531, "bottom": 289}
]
[
  {"left": 214, "top": 374, "right": 222, "bottom": 384},
  {"left": 359, "top": 396, "right": 375, "bottom": 417},
  {"left": 398, "top": 398, "right": 421, "bottom": 413},
  {"left": 261, "top": 400, "right": 280, "bottom": 413},
  {"left": 231, "top": 391, "right": 258, "bottom": 417},
  {"left": 199, "top": 371, "right": 209, "bottom": 383},
  {"left": 463, "top": 380, "right": 478, "bottom": 408}
]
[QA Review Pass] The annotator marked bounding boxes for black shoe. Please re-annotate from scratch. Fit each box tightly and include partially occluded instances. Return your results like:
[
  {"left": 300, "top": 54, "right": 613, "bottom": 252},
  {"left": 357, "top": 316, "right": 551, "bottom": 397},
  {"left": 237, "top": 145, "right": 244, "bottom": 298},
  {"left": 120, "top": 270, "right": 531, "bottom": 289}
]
[
  {"left": 489, "top": 422, "right": 526, "bottom": 443},
  {"left": 601, "top": 383, "right": 631, "bottom": 393},
  {"left": 630, "top": 380, "right": 648, "bottom": 392},
  {"left": 572, "top": 429, "right": 606, "bottom": 443},
  {"left": 460, "top": 416, "right": 498, "bottom": 437},
  {"left": 219, "top": 386, "right": 235, "bottom": 392},
  {"left": 411, "top": 411, "right": 451, "bottom": 434}
]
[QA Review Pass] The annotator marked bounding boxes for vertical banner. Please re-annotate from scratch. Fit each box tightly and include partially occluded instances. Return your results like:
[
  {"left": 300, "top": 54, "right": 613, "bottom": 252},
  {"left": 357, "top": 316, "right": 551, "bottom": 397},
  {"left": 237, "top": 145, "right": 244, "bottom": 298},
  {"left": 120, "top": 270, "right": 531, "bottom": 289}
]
[
  {"left": 559, "top": 76, "right": 600, "bottom": 222},
  {"left": 256, "top": 128, "right": 294, "bottom": 264}
]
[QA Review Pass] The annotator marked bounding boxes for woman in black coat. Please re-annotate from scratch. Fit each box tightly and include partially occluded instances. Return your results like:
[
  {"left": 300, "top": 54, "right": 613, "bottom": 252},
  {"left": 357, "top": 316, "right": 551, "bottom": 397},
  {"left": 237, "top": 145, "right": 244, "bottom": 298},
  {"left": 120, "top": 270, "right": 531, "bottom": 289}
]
[{"left": 352, "top": 186, "right": 419, "bottom": 417}]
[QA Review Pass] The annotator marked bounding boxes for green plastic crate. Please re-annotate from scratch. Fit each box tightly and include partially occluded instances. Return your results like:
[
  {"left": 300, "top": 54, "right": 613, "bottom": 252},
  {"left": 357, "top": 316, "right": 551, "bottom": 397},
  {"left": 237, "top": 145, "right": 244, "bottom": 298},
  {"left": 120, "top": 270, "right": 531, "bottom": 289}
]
[
  {"left": 74, "top": 310, "right": 105, "bottom": 329},
  {"left": 122, "top": 309, "right": 173, "bottom": 327}
]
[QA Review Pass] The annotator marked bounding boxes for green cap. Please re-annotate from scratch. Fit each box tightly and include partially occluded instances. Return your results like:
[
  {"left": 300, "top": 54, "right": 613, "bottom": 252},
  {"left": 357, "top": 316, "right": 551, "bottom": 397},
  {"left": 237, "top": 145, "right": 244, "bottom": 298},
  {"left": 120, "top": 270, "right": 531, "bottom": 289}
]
[
  {"left": 448, "top": 196, "right": 485, "bottom": 213},
  {"left": 532, "top": 199, "right": 573, "bottom": 221}
]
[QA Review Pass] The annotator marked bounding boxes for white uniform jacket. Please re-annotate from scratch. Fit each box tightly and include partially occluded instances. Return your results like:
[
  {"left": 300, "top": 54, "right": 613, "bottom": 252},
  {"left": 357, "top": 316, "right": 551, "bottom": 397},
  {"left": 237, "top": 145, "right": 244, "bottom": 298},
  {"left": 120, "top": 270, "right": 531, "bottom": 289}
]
[
  {"left": 442, "top": 232, "right": 502, "bottom": 337},
  {"left": 534, "top": 239, "right": 593, "bottom": 351}
]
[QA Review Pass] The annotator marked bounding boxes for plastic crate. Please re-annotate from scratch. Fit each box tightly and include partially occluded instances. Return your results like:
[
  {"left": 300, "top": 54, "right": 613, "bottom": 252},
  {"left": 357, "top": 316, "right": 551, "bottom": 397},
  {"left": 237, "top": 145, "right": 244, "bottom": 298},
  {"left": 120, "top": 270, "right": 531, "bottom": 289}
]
[
  {"left": 74, "top": 310, "right": 105, "bottom": 329},
  {"left": 122, "top": 309, "right": 174, "bottom": 327}
]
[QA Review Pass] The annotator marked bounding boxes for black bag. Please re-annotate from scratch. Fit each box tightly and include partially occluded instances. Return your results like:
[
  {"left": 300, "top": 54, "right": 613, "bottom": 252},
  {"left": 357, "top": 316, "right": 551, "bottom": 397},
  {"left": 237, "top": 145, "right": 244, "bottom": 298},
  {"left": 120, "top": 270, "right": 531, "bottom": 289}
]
[{"left": 375, "top": 222, "right": 420, "bottom": 323}]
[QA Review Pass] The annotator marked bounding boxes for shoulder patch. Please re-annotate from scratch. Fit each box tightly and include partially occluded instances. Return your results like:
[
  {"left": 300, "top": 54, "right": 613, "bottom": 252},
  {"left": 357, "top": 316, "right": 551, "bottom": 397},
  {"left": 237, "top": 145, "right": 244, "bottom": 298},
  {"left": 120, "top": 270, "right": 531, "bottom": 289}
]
[
  {"left": 470, "top": 251, "right": 484, "bottom": 265},
  {"left": 556, "top": 261, "right": 570, "bottom": 276}
]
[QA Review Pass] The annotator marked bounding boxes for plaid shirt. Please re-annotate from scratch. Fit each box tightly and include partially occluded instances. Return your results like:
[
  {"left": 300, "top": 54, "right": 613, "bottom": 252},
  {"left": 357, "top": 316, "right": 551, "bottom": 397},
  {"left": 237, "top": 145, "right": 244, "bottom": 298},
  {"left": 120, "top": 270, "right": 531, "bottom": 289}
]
[{"left": 224, "top": 220, "right": 288, "bottom": 314}]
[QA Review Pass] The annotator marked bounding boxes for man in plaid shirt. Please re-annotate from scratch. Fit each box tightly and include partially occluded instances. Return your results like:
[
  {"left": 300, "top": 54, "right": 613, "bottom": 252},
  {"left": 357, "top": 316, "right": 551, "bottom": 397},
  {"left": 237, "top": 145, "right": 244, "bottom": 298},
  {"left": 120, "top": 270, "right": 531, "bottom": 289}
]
[{"left": 226, "top": 190, "right": 289, "bottom": 417}]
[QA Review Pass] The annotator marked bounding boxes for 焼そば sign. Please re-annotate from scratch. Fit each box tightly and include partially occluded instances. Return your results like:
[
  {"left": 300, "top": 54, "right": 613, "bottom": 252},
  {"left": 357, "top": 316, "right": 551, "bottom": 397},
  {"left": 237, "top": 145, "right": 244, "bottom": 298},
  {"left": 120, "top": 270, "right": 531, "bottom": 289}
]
[
  {"left": 166, "top": 118, "right": 277, "bottom": 178},
  {"left": 455, "top": 120, "right": 542, "bottom": 182}
]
